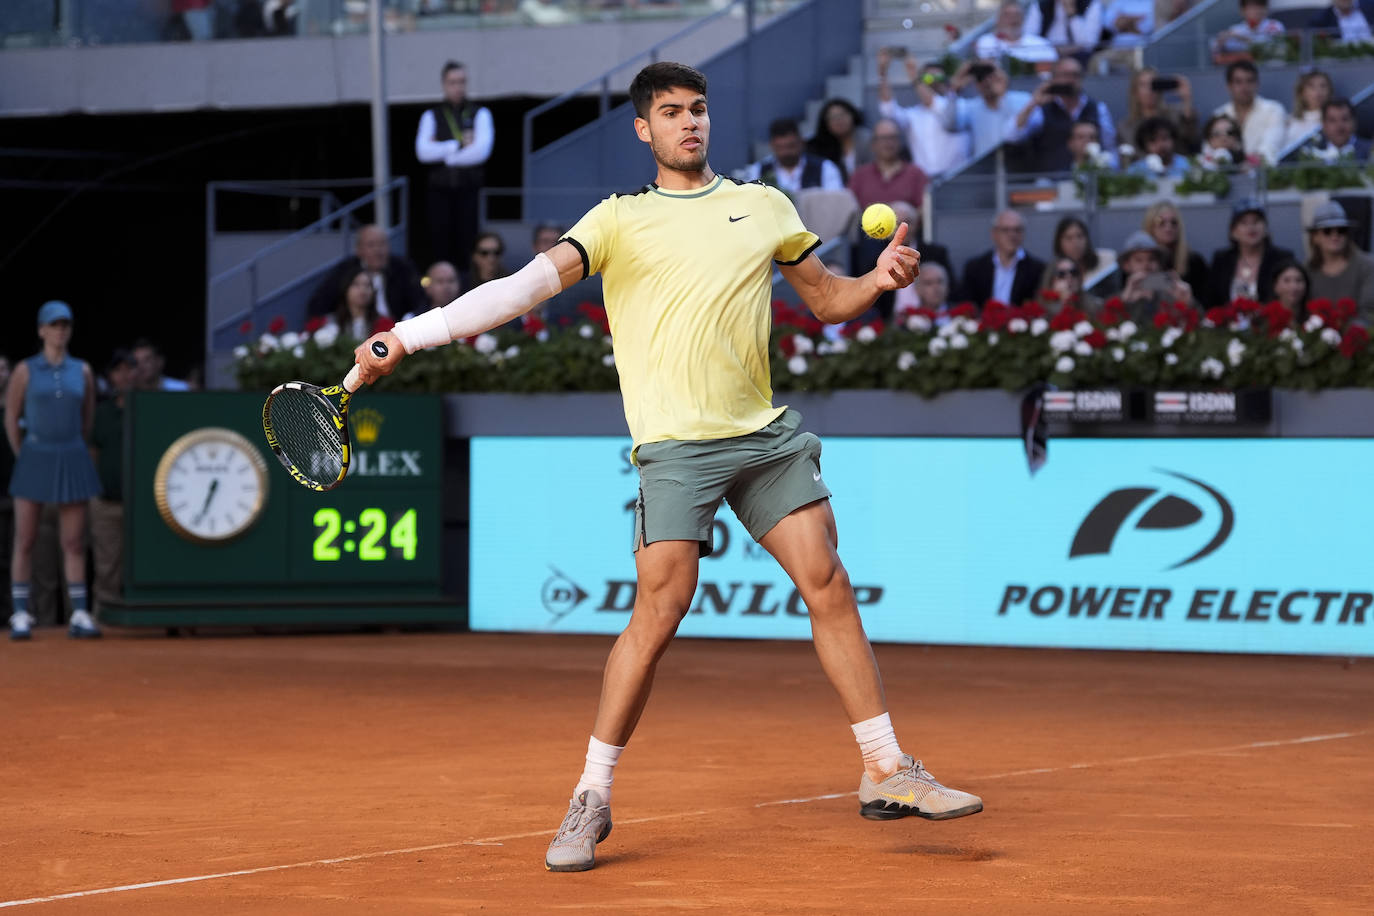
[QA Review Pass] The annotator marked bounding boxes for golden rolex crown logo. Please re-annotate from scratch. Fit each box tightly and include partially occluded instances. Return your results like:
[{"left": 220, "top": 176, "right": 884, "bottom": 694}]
[{"left": 351, "top": 408, "right": 384, "bottom": 446}]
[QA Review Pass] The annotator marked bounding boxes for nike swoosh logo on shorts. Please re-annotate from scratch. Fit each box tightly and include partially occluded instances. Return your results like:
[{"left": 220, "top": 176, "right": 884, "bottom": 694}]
[
  {"left": 728, "top": 215, "right": 749, "bottom": 222},
  {"left": 813, "top": 471, "right": 822, "bottom": 481}
]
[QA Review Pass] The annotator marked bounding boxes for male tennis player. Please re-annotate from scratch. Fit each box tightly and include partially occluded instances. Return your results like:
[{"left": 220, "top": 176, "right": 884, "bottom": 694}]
[{"left": 353, "top": 61, "right": 983, "bottom": 873}]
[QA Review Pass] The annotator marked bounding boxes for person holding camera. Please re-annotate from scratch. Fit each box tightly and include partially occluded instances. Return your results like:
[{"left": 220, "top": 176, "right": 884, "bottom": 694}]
[
  {"left": 943, "top": 61, "right": 1032, "bottom": 161},
  {"left": 1008, "top": 57, "right": 1117, "bottom": 173},
  {"left": 1117, "top": 232, "right": 1196, "bottom": 321},
  {"left": 1120, "top": 68, "right": 1197, "bottom": 158},
  {"left": 1023, "top": 0, "right": 1105, "bottom": 62},
  {"left": 876, "top": 48, "right": 971, "bottom": 178}
]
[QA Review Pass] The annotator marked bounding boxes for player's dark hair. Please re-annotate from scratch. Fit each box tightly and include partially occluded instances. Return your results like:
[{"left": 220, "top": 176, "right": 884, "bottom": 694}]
[
  {"left": 768, "top": 118, "right": 801, "bottom": 140},
  {"left": 441, "top": 60, "right": 464, "bottom": 78},
  {"left": 629, "top": 62, "right": 707, "bottom": 119},
  {"left": 1226, "top": 59, "right": 1258, "bottom": 83}
]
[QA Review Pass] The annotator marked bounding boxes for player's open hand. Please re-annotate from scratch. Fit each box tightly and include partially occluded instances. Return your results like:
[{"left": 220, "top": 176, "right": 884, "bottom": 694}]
[
  {"left": 353, "top": 330, "right": 405, "bottom": 385},
  {"left": 873, "top": 222, "right": 921, "bottom": 291}
]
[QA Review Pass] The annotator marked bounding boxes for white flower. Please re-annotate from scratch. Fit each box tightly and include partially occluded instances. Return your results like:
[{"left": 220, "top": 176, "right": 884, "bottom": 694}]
[
  {"left": 602, "top": 353, "right": 615, "bottom": 367},
  {"left": 292, "top": 344, "right": 305, "bottom": 358},
  {"left": 897, "top": 351, "right": 917, "bottom": 371},
  {"left": 1200, "top": 356, "right": 1225, "bottom": 378},
  {"left": 1279, "top": 328, "right": 1296, "bottom": 342},
  {"left": 1007, "top": 317, "right": 1028, "bottom": 334},
  {"left": 257, "top": 333, "right": 280, "bottom": 352},
  {"left": 233, "top": 345, "right": 249, "bottom": 359},
  {"left": 1304, "top": 314, "right": 1324, "bottom": 332},
  {"left": 1321, "top": 327, "right": 1342, "bottom": 347},
  {"left": 1085, "top": 141, "right": 1101, "bottom": 159},
  {"left": 793, "top": 334, "right": 815, "bottom": 355},
  {"left": 787, "top": 355, "right": 809, "bottom": 375},
  {"left": 1223, "top": 339, "right": 1254, "bottom": 370},
  {"left": 1144, "top": 153, "right": 1165, "bottom": 174},
  {"left": 1130, "top": 340, "right": 1149, "bottom": 352},
  {"left": 1291, "top": 337, "right": 1305, "bottom": 353},
  {"left": 1072, "top": 320, "right": 1094, "bottom": 337},
  {"left": 950, "top": 333, "right": 969, "bottom": 349},
  {"left": 579, "top": 324, "right": 595, "bottom": 339},
  {"left": 280, "top": 331, "right": 301, "bottom": 349},
  {"left": 313, "top": 322, "right": 340, "bottom": 347},
  {"left": 856, "top": 325, "right": 878, "bottom": 344},
  {"left": 1073, "top": 341, "right": 1092, "bottom": 356},
  {"left": 905, "top": 314, "right": 933, "bottom": 333},
  {"left": 1161, "top": 327, "right": 1182, "bottom": 348},
  {"left": 1118, "top": 320, "right": 1137, "bottom": 339},
  {"left": 1314, "top": 143, "right": 1341, "bottom": 163},
  {"left": 1105, "top": 326, "right": 1120, "bottom": 341},
  {"left": 504, "top": 345, "right": 521, "bottom": 359},
  {"left": 816, "top": 342, "right": 833, "bottom": 356},
  {"left": 1049, "top": 330, "right": 1077, "bottom": 352},
  {"left": 1030, "top": 318, "right": 1049, "bottom": 336},
  {"left": 1118, "top": 143, "right": 1135, "bottom": 160},
  {"left": 1164, "top": 352, "right": 1179, "bottom": 365},
  {"left": 959, "top": 317, "right": 980, "bottom": 335},
  {"left": 987, "top": 332, "right": 999, "bottom": 347},
  {"left": 829, "top": 338, "right": 849, "bottom": 354},
  {"left": 474, "top": 333, "right": 498, "bottom": 354},
  {"left": 938, "top": 320, "right": 960, "bottom": 338},
  {"left": 928, "top": 337, "right": 948, "bottom": 355},
  {"left": 536, "top": 329, "right": 550, "bottom": 342},
  {"left": 1055, "top": 356, "right": 1076, "bottom": 373},
  {"left": 1111, "top": 347, "right": 1125, "bottom": 362}
]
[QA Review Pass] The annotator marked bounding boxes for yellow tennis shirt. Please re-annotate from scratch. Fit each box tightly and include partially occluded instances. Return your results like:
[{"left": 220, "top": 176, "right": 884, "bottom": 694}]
[{"left": 564, "top": 175, "right": 820, "bottom": 450}]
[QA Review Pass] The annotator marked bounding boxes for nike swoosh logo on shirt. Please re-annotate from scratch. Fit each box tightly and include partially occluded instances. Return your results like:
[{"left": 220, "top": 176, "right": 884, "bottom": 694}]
[{"left": 728, "top": 215, "right": 749, "bottom": 222}]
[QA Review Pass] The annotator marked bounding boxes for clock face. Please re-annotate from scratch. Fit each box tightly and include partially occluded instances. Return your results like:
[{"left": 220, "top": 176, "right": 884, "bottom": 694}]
[{"left": 154, "top": 428, "right": 269, "bottom": 543}]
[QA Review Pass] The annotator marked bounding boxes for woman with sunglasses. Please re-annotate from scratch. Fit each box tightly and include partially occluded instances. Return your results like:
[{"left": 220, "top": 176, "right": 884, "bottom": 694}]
[
  {"left": 1040, "top": 256, "right": 1101, "bottom": 314},
  {"left": 466, "top": 231, "right": 508, "bottom": 289},
  {"left": 1306, "top": 201, "right": 1374, "bottom": 315},
  {"left": 1199, "top": 114, "right": 1249, "bottom": 169},
  {"left": 1142, "top": 201, "right": 1209, "bottom": 297},
  {"left": 1043, "top": 216, "right": 1114, "bottom": 292}
]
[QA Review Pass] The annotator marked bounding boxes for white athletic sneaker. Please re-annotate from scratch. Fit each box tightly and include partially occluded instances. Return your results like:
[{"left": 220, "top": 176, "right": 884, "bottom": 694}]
[
  {"left": 68, "top": 609, "right": 102, "bottom": 639},
  {"left": 9, "top": 611, "right": 33, "bottom": 641},
  {"left": 859, "top": 754, "right": 983, "bottom": 821}
]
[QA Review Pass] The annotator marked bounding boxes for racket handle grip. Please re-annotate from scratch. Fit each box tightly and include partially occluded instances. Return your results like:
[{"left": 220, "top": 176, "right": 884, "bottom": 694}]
[{"left": 343, "top": 363, "right": 362, "bottom": 393}]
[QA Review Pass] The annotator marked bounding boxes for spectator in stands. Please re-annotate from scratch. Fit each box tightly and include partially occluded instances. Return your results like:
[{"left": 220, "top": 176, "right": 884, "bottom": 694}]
[
  {"left": 876, "top": 52, "right": 970, "bottom": 178},
  {"left": 6, "top": 301, "right": 102, "bottom": 641},
  {"left": 1271, "top": 260, "right": 1310, "bottom": 316},
  {"left": 172, "top": 0, "right": 215, "bottom": 40},
  {"left": 1200, "top": 113, "right": 1250, "bottom": 168},
  {"left": 466, "top": 231, "right": 510, "bottom": 291},
  {"left": 1024, "top": 0, "right": 1106, "bottom": 62},
  {"left": 1208, "top": 199, "right": 1293, "bottom": 305},
  {"left": 1285, "top": 69, "right": 1334, "bottom": 148},
  {"left": 306, "top": 224, "right": 426, "bottom": 320},
  {"left": 1009, "top": 57, "right": 1117, "bottom": 173},
  {"left": 535, "top": 221, "right": 603, "bottom": 327},
  {"left": 1042, "top": 256, "right": 1103, "bottom": 313},
  {"left": 1302, "top": 99, "right": 1371, "bottom": 162},
  {"left": 1306, "top": 0, "right": 1374, "bottom": 42},
  {"left": 131, "top": 339, "right": 190, "bottom": 391},
  {"left": 1094, "top": 0, "right": 1155, "bottom": 70},
  {"left": 975, "top": 0, "right": 1059, "bottom": 63},
  {"left": 1067, "top": 120, "right": 1118, "bottom": 169},
  {"left": 1213, "top": 0, "right": 1286, "bottom": 61},
  {"left": 1119, "top": 69, "right": 1198, "bottom": 158},
  {"left": 893, "top": 261, "right": 955, "bottom": 325},
  {"left": 739, "top": 118, "right": 845, "bottom": 193},
  {"left": 961, "top": 210, "right": 1047, "bottom": 307},
  {"left": 943, "top": 61, "right": 1031, "bottom": 161},
  {"left": 327, "top": 268, "right": 383, "bottom": 340},
  {"left": 848, "top": 118, "right": 929, "bottom": 216},
  {"left": 415, "top": 61, "right": 495, "bottom": 266},
  {"left": 1306, "top": 201, "right": 1374, "bottom": 313},
  {"left": 808, "top": 99, "right": 870, "bottom": 184},
  {"left": 1127, "top": 117, "right": 1191, "bottom": 176},
  {"left": 1118, "top": 231, "right": 1196, "bottom": 319},
  {"left": 1213, "top": 60, "right": 1286, "bottom": 165},
  {"left": 531, "top": 222, "right": 564, "bottom": 256},
  {"left": 421, "top": 261, "right": 462, "bottom": 313},
  {"left": 1142, "top": 201, "right": 1210, "bottom": 296},
  {"left": 88, "top": 350, "right": 136, "bottom": 618},
  {"left": 1044, "top": 216, "right": 1111, "bottom": 292}
]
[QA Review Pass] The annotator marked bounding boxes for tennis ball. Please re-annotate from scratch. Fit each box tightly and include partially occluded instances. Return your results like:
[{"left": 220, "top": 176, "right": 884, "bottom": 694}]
[{"left": 862, "top": 203, "right": 897, "bottom": 240}]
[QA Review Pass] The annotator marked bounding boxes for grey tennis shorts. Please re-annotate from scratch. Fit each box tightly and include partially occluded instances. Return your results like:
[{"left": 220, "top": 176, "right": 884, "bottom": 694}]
[{"left": 632, "top": 409, "right": 831, "bottom": 556}]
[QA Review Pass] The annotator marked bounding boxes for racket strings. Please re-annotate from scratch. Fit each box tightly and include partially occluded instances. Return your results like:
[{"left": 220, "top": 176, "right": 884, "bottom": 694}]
[{"left": 268, "top": 389, "right": 345, "bottom": 484}]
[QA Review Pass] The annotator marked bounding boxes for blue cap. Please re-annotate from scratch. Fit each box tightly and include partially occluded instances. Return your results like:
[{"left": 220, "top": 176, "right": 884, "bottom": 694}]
[
  {"left": 37, "top": 300, "right": 73, "bottom": 325},
  {"left": 1230, "top": 198, "right": 1266, "bottom": 227}
]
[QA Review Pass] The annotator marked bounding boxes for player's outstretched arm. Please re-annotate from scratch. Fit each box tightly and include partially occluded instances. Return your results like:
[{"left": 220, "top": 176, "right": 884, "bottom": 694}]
[
  {"left": 352, "top": 242, "right": 584, "bottom": 384},
  {"left": 779, "top": 222, "right": 921, "bottom": 325}
]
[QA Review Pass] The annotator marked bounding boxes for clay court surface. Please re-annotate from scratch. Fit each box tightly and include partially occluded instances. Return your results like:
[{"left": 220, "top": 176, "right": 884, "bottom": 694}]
[{"left": 2, "top": 632, "right": 1371, "bottom": 913}]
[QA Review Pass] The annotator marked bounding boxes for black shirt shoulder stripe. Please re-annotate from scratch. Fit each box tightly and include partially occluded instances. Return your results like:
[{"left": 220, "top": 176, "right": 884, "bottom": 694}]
[
  {"left": 559, "top": 236, "right": 591, "bottom": 281},
  {"left": 774, "top": 237, "right": 822, "bottom": 267},
  {"left": 722, "top": 175, "right": 766, "bottom": 189}
]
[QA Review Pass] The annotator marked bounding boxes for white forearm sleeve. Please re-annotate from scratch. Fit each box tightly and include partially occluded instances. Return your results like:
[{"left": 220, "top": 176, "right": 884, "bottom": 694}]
[{"left": 392, "top": 252, "right": 563, "bottom": 353}]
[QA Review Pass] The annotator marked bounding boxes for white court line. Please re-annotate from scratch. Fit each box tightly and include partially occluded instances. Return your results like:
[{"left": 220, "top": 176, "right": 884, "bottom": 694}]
[{"left": 1, "top": 730, "right": 1366, "bottom": 909}]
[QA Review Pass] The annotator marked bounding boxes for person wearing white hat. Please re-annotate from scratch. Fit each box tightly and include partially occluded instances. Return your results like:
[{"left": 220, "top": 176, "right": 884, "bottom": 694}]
[
  {"left": 1306, "top": 201, "right": 1374, "bottom": 317},
  {"left": 5, "top": 301, "right": 102, "bottom": 641}
]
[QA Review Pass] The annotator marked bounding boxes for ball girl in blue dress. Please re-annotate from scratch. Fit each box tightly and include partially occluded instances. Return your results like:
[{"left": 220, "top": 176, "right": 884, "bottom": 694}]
[{"left": 5, "top": 301, "right": 103, "bottom": 640}]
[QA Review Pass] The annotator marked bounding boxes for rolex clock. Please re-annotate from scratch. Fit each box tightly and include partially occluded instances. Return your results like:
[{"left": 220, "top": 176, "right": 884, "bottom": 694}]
[{"left": 153, "top": 427, "right": 268, "bottom": 543}]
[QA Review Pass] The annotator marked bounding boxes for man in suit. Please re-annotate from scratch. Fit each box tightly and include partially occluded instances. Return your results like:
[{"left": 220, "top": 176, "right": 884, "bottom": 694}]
[
  {"left": 737, "top": 118, "right": 845, "bottom": 194},
  {"left": 960, "top": 210, "right": 1046, "bottom": 307},
  {"left": 1306, "top": 0, "right": 1374, "bottom": 41},
  {"left": 1302, "top": 99, "right": 1371, "bottom": 162},
  {"left": 306, "top": 224, "right": 426, "bottom": 320}
]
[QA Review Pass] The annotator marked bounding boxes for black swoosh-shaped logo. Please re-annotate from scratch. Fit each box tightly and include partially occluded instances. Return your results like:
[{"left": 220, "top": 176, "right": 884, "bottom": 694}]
[
  {"left": 728, "top": 215, "right": 749, "bottom": 222},
  {"left": 1157, "top": 470, "right": 1233, "bottom": 569}
]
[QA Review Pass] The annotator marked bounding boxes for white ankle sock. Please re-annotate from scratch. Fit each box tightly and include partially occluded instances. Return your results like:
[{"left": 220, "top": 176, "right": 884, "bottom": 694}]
[
  {"left": 851, "top": 712, "right": 903, "bottom": 776},
  {"left": 573, "top": 736, "right": 624, "bottom": 803}
]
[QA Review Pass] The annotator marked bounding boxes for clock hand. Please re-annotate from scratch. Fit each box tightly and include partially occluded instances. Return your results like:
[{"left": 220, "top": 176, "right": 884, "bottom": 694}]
[{"left": 194, "top": 478, "right": 220, "bottom": 524}]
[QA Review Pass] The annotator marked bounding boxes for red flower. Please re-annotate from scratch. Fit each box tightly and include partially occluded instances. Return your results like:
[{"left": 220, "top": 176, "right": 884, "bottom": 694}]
[
  {"left": 1016, "top": 301, "right": 1046, "bottom": 319},
  {"left": 979, "top": 300, "right": 1011, "bottom": 331},
  {"left": 524, "top": 315, "right": 547, "bottom": 336},
  {"left": 1041, "top": 289, "right": 1062, "bottom": 303},
  {"left": 1049, "top": 304, "right": 1086, "bottom": 331},
  {"left": 1340, "top": 325, "right": 1369, "bottom": 358},
  {"left": 1084, "top": 330, "right": 1108, "bottom": 349},
  {"left": 1100, "top": 297, "right": 1128, "bottom": 326},
  {"left": 1257, "top": 300, "right": 1294, "bottom": 336},
  {"left": 1205, "top": 305, "right": 1235, "bottom": 326},
  {"left": 304, "top": 315, "right": 327, "bottom": 334},
  {"left": 1153, "top": 310, "right": 1172, "bottom": 329},
  {"left": 373, "top": 316, "right": 396, "bottom": 333},
  {"left": 868, "top": 318, "right": 886, "bottom": 336},
  {"left": 268, "top": 315, "right": 287, "bottom": 334},
  {"left": 799, "top": 317, "right": 825, "bottom": 336},
  {"left": 239, "top": 320, "right": 253, "bottom": 335},
  {"left": 779, "top": 334, "right": 798, "bottom": 356},
  {"left": 950, "top": 303, "right": 978, "bottom": 318}
]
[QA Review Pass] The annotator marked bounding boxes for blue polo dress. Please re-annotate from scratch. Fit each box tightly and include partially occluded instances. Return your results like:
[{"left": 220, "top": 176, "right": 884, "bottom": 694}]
[{"left": 8, "top": 353, "right": 102, "bottom": 504}]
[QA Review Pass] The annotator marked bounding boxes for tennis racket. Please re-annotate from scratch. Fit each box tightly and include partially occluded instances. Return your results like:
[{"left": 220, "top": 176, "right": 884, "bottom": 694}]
[{"left": 261, "top": 340, "right": 388, "bottom": 491}]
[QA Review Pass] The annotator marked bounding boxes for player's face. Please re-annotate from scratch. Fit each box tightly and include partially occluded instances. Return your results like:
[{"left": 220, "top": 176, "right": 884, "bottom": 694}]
[{"left": 636, "top": 87, "right": 710, "bottom": 174}]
